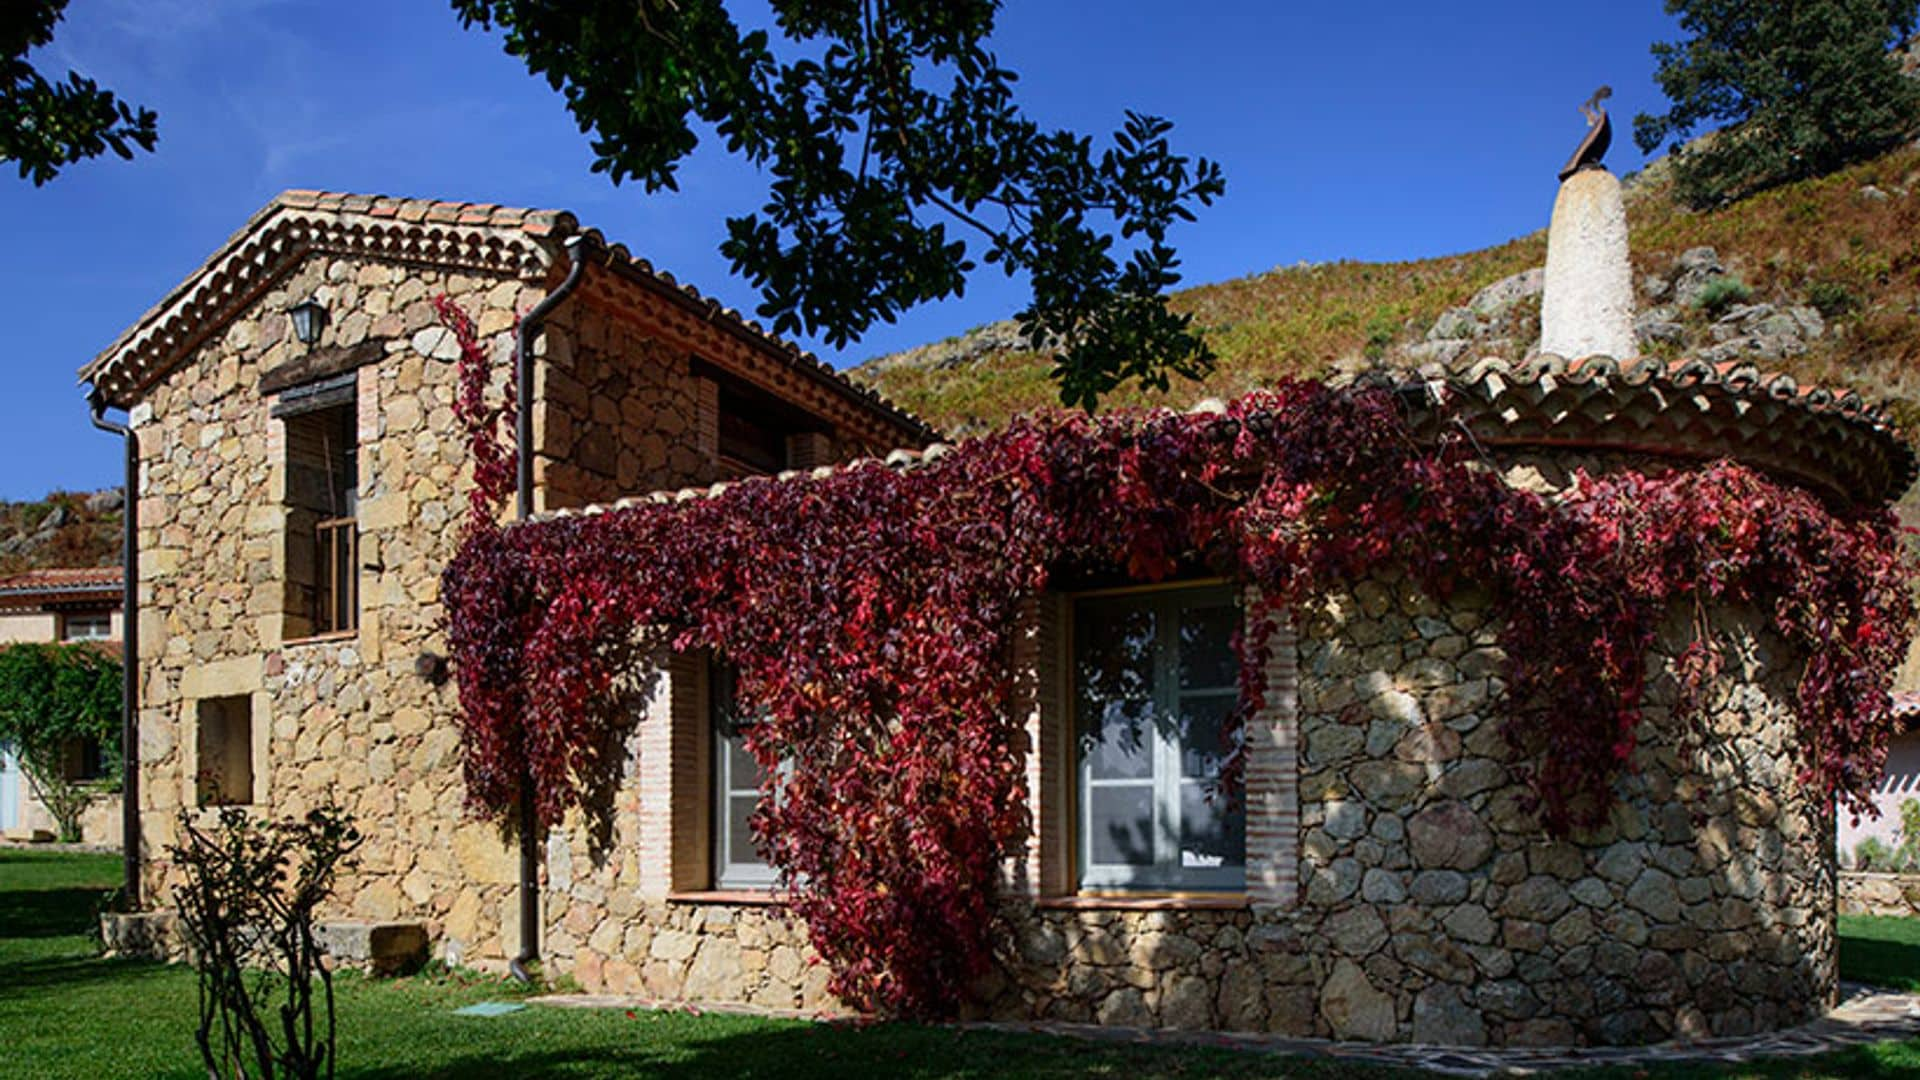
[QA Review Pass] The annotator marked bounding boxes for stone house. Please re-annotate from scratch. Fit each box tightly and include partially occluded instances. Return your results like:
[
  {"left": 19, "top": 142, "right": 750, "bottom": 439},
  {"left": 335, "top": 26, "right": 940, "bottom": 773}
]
[
  {"left": 0, "top": 566, "right": 124, "bottom": 842},
  {"left": 89, "top": 178, "right": 1916, "bottom": 1047}
]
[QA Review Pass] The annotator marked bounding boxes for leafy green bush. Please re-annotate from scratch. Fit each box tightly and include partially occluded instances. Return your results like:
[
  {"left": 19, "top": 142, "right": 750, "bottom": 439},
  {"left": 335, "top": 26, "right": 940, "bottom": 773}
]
[
  {"left": 0, "top": 642, "right": 120, "bottom": 841},
  {"left": 1695, "top": 275, "right": 1754, "bottom": 316},
  {"left": 1808, "top": 279, "right": 1860, "bottom": 318},
  {"left": 1856, "top": 836, "right": 1899, "bottom": 870},
  {"left": 1363, "top": 314, "right": 1398, "bottom": 361}
]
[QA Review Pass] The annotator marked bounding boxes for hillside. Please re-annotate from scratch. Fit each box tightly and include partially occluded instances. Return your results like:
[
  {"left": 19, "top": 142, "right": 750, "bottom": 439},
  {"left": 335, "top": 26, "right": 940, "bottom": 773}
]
[
  {"left": 853, "top": 142, "right": 1920, "bottom": 438},
  {"left": 0, "top": 491, "right": 123, "bottom": 575}
]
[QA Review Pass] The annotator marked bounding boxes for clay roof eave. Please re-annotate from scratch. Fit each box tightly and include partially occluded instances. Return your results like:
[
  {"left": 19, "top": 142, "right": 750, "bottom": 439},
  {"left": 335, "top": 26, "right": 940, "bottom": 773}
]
[{"left": 77, "top": 190, "right": 940, "bottom": 447}]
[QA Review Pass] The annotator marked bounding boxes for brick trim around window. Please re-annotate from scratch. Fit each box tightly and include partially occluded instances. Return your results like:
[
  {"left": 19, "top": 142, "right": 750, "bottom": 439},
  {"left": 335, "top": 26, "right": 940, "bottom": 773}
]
[{"left": 1011, "top": 588, "right": 1299, "bottom": 907}]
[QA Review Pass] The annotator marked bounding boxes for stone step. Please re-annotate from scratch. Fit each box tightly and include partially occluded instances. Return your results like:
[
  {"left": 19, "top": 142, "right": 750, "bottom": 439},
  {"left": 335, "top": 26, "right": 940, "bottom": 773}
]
[{"left": 100, "top": 910, "right": 428, "bottom": 976}]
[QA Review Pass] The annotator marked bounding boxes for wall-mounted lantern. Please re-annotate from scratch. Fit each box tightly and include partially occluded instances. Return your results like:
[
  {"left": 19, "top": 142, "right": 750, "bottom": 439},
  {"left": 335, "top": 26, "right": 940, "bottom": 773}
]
[{"left": 288, "top": 296, "right": 328, "bottom": 345}]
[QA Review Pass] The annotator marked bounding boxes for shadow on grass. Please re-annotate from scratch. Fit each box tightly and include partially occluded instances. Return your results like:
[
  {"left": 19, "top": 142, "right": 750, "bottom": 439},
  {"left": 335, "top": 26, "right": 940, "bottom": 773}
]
[
  {"left": 333, "top": 1016, "right": 1416, "bottom": 1080},
  {"left": 0, "top": 952, "right": 182, "bottom": 1001},
  {"left": 0, "top": 881, "right": 113, "bottom": 941},
  {"left": 1835, "top": 930, "right": 1920, "bottom": 991}
]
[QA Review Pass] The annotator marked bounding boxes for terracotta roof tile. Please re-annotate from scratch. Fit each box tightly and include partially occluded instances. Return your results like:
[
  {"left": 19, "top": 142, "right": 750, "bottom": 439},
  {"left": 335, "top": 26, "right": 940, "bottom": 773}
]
[
  {"left": 0, "top": 567, "right": 123, "bottom": 591},
  {"left": 0, "top": 567, "right": 123, "bottom": 608},
  {"left": 1378, "top": 352, "right": 1914, "bottom": 506}
]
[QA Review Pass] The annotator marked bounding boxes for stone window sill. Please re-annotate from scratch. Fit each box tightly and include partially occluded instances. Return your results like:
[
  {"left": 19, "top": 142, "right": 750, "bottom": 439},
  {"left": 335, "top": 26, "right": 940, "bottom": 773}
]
[
  {"left": 666, "top": 890, "right": 781, "bottom": 906},
  {"left": 1034, "top": 894, "right": 1251, "bottom": 911},
  {"left": 284, "top": 630, "right": 358, "bottom": 648}
]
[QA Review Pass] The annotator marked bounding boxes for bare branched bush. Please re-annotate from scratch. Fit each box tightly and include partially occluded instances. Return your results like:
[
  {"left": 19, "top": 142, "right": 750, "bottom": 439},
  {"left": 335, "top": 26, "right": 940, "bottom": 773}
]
[{"left": 171, "top": 805, "right": 362, "bottom": 1080}]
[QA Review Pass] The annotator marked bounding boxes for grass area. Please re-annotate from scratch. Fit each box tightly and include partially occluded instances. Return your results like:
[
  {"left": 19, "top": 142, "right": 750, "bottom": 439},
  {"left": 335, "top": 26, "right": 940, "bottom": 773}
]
[
  {"left": 1839, "top": 913, "right": 1920, "bottom": 992},
  {"left": 4, "top": 847, "right": 1920, "bottom": 1079}
]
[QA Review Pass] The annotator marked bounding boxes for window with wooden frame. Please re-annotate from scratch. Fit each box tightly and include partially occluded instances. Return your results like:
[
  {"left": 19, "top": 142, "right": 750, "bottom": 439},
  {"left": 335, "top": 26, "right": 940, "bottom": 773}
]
[
  {"left": 1073, "top": 584, "right": 1245, "bottom": 892},
  {"left": 698, "top": 363, "right": 833, "bottom": 479},
  {"left": 276, "top": 377, "right": 358, "bottom": 639}
]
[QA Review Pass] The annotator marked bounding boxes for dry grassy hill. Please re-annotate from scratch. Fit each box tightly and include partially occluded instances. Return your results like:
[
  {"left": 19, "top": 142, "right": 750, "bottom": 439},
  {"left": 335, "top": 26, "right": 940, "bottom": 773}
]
[
  {"left": 0, "top": 491, "right": 123, "bottom": 575},
  {"left": 854, "top": 143, "right": 1920, "bottom": 438}
]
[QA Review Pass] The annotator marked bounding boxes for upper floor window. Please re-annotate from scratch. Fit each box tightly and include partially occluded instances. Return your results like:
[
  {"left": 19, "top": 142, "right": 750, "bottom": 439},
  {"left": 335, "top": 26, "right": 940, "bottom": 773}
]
[
  {"left": 59, "top": 612, "right": 111, "bottom": 641},
  {"left": 708, "top": 375, "right": 832, "bottom": 478},
  {"left": 1074, "top": 585, "right": 1245, "bottom": 892},
  {"left": 712, "top": 665, "right": 778, "bottom": 890},
  {"left": 277, "top": 383, "right": 358, "bottom": 638}
]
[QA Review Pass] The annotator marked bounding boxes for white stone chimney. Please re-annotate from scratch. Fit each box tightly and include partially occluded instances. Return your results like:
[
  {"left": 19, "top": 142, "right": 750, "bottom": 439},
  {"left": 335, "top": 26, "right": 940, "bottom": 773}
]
[{"left": 1538, "top": 169, "right": 1636, "bottom": 359}]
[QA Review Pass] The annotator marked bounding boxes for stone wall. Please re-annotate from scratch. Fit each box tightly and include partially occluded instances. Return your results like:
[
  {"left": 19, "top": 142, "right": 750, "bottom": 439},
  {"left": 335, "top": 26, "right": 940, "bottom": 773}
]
[
  {"left": 128, "top": 240, "right": 929, "bottom": 972},
  {"left": 533, "top": 299, "right": 717, "bottom": 511},
  {"left": 130, "top": 252, "right": 534, "bottom": 962},
  {"left": 1840, "top": 872, "right": 1920, "bottom": 918},
  {"left": 533, "top": 570, "right": 1828, "bottom": 1047}
]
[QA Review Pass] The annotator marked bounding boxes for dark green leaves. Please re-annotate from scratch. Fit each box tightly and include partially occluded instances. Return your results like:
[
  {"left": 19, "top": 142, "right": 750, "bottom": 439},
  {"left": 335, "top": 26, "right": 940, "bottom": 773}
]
[
  {"left": 1, "top": 0, "right": 158, "bottom": 185},
  {"left": 454, "top": 0, "right": 1222, "bottom": 410},
  {"left": 1633, "top": 0, "right": 1920, "bottom": 207}
]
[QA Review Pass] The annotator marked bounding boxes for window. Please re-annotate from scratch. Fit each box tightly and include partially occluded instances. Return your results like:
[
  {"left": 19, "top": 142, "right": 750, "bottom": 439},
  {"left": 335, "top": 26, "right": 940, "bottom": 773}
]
[
  {"left": 62, "top": 736, "right": 110, "bottom": 782},
  {"left": 712, "top": 666, "right": 778, "bottom": 889},
  {"left": 59, "top": 612, "right": 112, "bottom": 641},
  {"left": 279, "top": 393, "right": 358, "bottom": 637},
  {"left": 1075, "top": 585, "right": 1244, "bottom": 891},
  {"left": 195, "top": 696, "right": 254, "bottom": 806},
  {"left": 700, "top": 368, "right": 831, "bottom": 479}
]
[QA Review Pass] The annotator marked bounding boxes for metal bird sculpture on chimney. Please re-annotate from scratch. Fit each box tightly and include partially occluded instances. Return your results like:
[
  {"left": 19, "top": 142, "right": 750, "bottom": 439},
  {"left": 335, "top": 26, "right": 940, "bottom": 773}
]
[{"left": 1558, "top": 85, "right": 1613, "bottom": 180}]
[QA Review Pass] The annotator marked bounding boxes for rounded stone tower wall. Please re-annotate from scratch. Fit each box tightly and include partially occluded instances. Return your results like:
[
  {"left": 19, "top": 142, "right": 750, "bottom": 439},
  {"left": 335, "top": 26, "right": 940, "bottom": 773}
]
[{"left": 982, "top": 572, "right": 1831, "bottom": 1046}]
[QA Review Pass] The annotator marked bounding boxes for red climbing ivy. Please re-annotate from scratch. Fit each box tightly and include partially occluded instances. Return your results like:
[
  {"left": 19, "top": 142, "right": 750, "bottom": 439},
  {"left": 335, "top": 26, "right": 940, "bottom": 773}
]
[{"left": 435, "top": 299, "right": 1915, "bottom": 1016}]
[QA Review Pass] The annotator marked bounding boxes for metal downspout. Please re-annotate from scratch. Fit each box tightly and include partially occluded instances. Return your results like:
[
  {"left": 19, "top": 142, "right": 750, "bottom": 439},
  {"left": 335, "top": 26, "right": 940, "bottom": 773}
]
[
  {"left": 88, "top": 392, "right": 140, "bottom": 909},
  {"left": 509, "top": 234, "right": 589, "bottom": 985}
]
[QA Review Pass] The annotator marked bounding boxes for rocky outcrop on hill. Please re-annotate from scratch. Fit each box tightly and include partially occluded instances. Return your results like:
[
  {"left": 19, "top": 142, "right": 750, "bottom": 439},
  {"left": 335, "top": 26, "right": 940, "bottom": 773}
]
[
  {"left": 1381, "top": 245, "right": 1835, "bottom": 372},
  {"left": 0, "top": 490, "right": 122, "bottom": 574}
]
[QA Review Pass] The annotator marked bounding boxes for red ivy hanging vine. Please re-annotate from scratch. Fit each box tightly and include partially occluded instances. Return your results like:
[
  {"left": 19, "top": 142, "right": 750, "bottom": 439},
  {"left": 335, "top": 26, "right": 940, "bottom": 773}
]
[{"left": 435, "top": 299, "right": 1915, "bottom": 1017}]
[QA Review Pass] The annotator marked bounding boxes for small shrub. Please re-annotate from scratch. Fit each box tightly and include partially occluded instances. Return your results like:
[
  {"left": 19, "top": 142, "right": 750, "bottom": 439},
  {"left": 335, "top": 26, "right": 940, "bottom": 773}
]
[
  {"left": 1856, "top": 836, "right": 1897, "bottom": 870},
  {"left": 1898, "top": 798, "right": 1920, "bottom": 868},
  {"left": 172, "top": 805, "right": 362, "bottom": 1080},
  {"left": 1695, "top": 275, "right": 1754, "bottom": 316},
  {"left": 1808, "top": 280, "right": 1860, "bottom": 318},
  {"left": 1363, "top": 313, "right": 1397, "bottom": 360}
]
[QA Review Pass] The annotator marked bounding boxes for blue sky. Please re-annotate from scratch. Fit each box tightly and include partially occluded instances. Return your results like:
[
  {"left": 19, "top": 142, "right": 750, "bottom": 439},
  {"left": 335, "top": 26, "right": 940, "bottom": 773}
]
[{"left": 0, "top": 1, "right": 1680, "bottom": 499}]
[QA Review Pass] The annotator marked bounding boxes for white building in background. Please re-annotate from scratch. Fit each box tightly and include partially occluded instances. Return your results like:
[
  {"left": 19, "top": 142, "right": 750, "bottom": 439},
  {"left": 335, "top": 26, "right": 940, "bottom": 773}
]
[
  {"left": 0, "top": 567, "right": 123, "bottom": 842},
  {"left": 1838, "top": 693, "right": 1920, "bottom": 868}
]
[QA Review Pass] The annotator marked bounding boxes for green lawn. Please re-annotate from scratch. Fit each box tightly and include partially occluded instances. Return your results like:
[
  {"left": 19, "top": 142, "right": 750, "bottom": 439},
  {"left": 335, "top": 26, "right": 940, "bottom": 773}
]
[
  {"left": 1838, "top": 914, "right": 1920, "bottom": 992},
  {"left": 2, "top": 848, "right": 1918, "bottom": 1079}
]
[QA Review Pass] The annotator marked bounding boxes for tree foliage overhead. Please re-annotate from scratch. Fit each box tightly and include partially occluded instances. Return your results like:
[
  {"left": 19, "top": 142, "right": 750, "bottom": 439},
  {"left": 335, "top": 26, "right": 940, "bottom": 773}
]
[
  {"left": 1634, "top": 0, "right": 1920, "bottom": 207},
  {"left": 0, "top": 641, "right": 120, "bottom": 840},
  {"left": 1, "top": 0, "right": 157, "bottom": 185},
  {"left": 453, "top": 0, "right": 1224, "bottom": 411}
]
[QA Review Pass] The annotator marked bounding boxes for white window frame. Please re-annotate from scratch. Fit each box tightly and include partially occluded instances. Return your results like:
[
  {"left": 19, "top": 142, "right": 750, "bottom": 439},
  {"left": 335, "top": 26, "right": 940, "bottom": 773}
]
[
  {"left": 1075, "top": 584, "right": 1245, "bottom": 892},
  {"left": 60, "top": 611, "right": 112, "bottom": 641},
  {"left": 712, "top": 665, "right": 779, "bottom": 890}
]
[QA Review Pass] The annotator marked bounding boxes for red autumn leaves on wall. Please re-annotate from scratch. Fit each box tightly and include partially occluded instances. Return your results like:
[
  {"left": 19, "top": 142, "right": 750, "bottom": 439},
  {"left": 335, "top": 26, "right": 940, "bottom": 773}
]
[{"left": 435, "top": 299, "right": 1915, "bottom": 1017}]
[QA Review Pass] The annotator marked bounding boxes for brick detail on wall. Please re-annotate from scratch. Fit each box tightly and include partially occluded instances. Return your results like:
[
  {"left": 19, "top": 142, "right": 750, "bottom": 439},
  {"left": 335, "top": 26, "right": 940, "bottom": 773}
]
[
  {"left": 355, "top": 364, "right": 381, "bottom": 450},
  {"left": 1010, "top": 593, "right": 1069, "bottom": 895},
  {"left": 1245, "top": 609, "right": 1299, "bottom": 906},
  {"left": 640, "top": 652, "right": 711, "bottom": 898}
]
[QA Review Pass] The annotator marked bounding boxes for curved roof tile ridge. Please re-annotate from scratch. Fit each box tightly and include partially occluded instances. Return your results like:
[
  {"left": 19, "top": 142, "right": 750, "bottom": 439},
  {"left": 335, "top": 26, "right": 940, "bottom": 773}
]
[{"left": 1430, "top": 350, "right": 1915, "bottom": 505}]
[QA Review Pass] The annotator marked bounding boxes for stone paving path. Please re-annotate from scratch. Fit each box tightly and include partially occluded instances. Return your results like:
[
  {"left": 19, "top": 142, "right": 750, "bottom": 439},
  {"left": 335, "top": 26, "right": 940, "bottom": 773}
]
[
  {"left": 968, "top": 985, "right": 1920, "bottom": 1076},
  {"left": 535, "top": 983, "right": 1920, "bottom": 1077}
]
